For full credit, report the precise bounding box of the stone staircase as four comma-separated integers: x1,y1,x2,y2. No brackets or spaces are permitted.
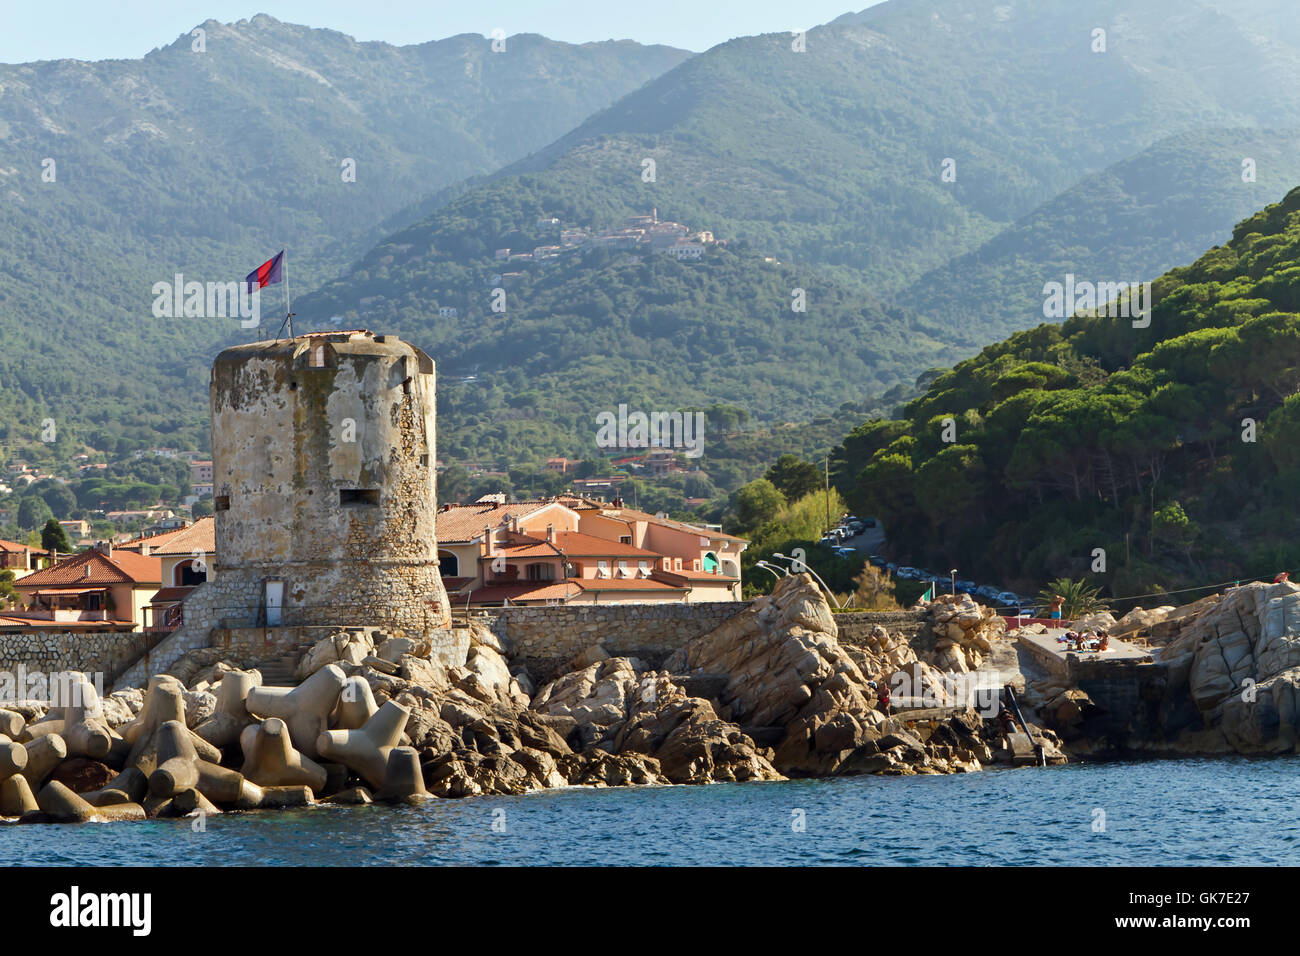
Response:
250,641,316,688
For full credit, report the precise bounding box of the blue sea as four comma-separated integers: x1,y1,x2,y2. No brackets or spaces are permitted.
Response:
5,756,1297,865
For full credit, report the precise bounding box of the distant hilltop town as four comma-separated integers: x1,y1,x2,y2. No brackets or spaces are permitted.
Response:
495,208,717,265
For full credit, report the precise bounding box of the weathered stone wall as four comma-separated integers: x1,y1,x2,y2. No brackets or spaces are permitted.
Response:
485,601,750,682
0,631,160,688
832,610,927,648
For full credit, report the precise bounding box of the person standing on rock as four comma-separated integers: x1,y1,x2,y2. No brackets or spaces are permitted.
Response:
1049,594,1064,622
877,682,891,716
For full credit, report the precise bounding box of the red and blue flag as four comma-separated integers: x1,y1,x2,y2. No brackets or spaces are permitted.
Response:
244,250,284,292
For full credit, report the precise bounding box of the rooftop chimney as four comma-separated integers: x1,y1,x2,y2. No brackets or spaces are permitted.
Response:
546,524,556,544
484,524,494,557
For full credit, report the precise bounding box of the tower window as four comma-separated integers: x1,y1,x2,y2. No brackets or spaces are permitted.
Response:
340,489,380,506
215,496,230,512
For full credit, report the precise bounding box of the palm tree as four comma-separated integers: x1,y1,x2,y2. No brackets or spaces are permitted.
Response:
1036,578,1108,619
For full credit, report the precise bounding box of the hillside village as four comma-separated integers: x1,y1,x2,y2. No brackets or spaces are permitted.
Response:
494,209,717,265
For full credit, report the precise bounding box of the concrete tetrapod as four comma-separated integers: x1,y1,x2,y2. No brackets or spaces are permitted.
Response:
240,718,328,792
193,671,258,749
0,709,25,739
84,767,148,807
0,774,39,816
148,720,200,798
245,664,347,759
196,759,264,809
331,676,378,730
124,676,221,773
32,780,97,823
377,746,429,803
25,672,119,761
316,700,410,790
20,734,67,787
0,736,27,781
31,781,147,823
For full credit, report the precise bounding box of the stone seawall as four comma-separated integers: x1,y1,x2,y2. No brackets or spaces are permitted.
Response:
0,630,161,688
484,601,751,683
832,610,926,647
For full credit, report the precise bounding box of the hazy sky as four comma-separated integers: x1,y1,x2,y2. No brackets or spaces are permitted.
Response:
0,1,885,63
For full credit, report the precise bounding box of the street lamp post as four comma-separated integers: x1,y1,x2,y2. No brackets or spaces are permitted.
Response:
770,552,844,609
754,561,785,583
950,568,958,596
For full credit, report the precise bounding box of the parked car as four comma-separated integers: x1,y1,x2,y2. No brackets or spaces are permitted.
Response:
956,579,977,594
833,546,857,559
897,567,919,579
819,535,838,547
868,554,886,567
861,516,878,528
995,591,1022,608
976,585,1001,601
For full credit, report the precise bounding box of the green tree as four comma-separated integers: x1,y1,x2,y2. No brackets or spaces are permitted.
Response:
764,454,822,501
1153,501,1199,563
40,483,78,519
17,496,53,531
41,518,72,554
1036,578,1108,619
732,479,786,533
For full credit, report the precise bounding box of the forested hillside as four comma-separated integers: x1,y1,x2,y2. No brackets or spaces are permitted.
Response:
834,187,1300,596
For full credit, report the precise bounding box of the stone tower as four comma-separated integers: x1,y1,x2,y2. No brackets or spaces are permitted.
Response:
207,330,451,632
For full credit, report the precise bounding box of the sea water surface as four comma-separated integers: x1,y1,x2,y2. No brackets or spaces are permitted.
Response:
5,756,1298,866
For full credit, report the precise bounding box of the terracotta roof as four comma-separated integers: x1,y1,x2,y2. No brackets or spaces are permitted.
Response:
143,517,214,556
116,521,196,553
148,586,195,604
440,577,475,592
15,549,162,588
512,581,583,602
434,500,564,543
465,581,581,604
553,532,660,558
0,539,44,555
492,534,560,559
599,507,747,544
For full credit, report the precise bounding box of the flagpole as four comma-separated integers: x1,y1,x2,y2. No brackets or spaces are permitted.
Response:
284,249,292,339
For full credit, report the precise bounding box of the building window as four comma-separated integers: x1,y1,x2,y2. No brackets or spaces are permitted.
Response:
527,563,555,582
309,345,327,368
703,551,720,573
176,559,207,586
340,489,380,506
438,551,459,577
620,535,632,545
214,495,230,512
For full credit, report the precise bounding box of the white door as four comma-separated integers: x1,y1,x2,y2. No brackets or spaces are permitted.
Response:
265,580,283,627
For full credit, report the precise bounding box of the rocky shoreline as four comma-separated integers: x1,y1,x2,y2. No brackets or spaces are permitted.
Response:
1021,579,1300,759
0,576,1067,824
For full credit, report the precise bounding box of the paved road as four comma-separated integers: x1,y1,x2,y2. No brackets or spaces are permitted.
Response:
841,523,885,554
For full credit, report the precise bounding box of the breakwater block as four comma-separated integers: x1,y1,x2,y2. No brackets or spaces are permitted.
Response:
245,664,347,759
240,718,328,791
317,699,409,789
0,774,39,816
